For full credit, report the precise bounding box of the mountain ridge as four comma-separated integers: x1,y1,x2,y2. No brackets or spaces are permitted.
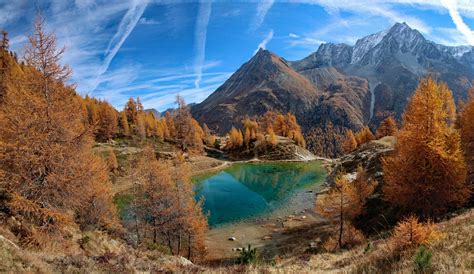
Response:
192,22,474,156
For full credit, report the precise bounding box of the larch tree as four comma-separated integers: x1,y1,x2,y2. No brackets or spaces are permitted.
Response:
134,147,207,261
266,126,278,147
458,87,474,204
315,172,373,250
124,97,138,125
97,101,118,141
342,130,358,154
382,76,469,218
119,111,130,136
0,16,116,246
173,96,204,152
376,116,398,139
227,127,243,149
355,126,375,146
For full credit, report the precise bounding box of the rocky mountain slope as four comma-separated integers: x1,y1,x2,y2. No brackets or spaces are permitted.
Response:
192,22,474,140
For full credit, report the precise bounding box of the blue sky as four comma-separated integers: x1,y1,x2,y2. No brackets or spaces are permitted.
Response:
1,0,474,111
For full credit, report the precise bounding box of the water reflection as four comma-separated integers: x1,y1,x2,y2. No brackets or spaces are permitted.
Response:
194,162,326,227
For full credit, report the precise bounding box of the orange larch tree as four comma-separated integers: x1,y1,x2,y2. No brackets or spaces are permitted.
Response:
0,16,116,246
315,171,373,250
382,76,469,218
342,129,358,154
375,116,398,139
355,126,375,146
458,87,474,204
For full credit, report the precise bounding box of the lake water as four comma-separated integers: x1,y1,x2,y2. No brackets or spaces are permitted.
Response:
193,162,326,227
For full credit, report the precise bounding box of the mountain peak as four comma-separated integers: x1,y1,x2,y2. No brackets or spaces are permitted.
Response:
386,21,422,39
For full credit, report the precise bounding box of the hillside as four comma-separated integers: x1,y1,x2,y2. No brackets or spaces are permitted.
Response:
193,22,474,153
2,206,472,272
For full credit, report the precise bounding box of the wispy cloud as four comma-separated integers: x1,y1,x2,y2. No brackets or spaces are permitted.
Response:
138,17,160,25
441,0,474,45
250,0,274,31
193,1,212,88
254,29,274,54
91,0,149,93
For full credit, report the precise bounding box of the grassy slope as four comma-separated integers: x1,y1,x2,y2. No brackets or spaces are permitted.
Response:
207,208,473,273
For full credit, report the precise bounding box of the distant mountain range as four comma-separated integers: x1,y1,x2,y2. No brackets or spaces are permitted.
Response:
192,22,474,140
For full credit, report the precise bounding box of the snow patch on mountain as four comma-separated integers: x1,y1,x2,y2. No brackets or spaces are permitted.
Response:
351,30,388,64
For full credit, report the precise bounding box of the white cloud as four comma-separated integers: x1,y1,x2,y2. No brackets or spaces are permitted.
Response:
90,0,149,93
254,29,274,55
441,0,474,45
193,1,212,88
138,17,160,25
250,0,274,31
289,33,300,38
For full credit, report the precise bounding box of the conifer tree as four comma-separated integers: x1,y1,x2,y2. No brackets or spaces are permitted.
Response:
315,172,373,250
120,111,130,136
355,126,375,146
227,127,243,149
267,126,278,147
342,129,358,153
382,76,469,217
0,16,116,245
458,87,474,203
376,116,398,139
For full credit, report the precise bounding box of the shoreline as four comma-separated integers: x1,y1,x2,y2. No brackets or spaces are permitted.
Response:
203,168,328,262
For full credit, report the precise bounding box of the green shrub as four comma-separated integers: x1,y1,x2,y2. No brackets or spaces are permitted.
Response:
413,245,433,273
214,138,221,149
237,245,258,265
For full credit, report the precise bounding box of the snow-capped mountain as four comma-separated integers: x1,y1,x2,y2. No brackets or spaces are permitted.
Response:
192,22,474,155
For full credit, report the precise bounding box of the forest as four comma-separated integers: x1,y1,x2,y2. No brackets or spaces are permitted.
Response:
0,15,473,273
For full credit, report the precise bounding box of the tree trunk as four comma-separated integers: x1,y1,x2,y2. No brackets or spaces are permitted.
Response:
187,234,192,260
167,231,174,255
338,191,344,249
178,232,182,255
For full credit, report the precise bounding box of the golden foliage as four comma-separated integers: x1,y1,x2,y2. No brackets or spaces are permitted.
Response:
376,116,398,139
459,87,474,199
316,171,374,250
226,127,243,149
134,146,208,261
382,76,469,217
342,130,358,154
323,224,366,252
0,17,117,246
355,126,375,146
389,215,441,253
266,126,278,147
306,122,347,158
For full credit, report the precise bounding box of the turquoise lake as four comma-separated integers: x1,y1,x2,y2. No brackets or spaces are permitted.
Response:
193,162,326,227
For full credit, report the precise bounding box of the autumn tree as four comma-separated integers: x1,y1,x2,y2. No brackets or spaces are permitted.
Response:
97,101,118,141
124,97,138,125
0,16,116,246
173,96,204,152
389,215,440,253
165,111,176,139
202,123,216,147
226,127,243,149
355,126,375,146
306,122,347,158
382,76,469,218
107,148,119,173
376,116,397,139
119,111,130,136
316,171,374,250
134,147,207,261
342,130,358,154
266,126,278,147
459,87,474,203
